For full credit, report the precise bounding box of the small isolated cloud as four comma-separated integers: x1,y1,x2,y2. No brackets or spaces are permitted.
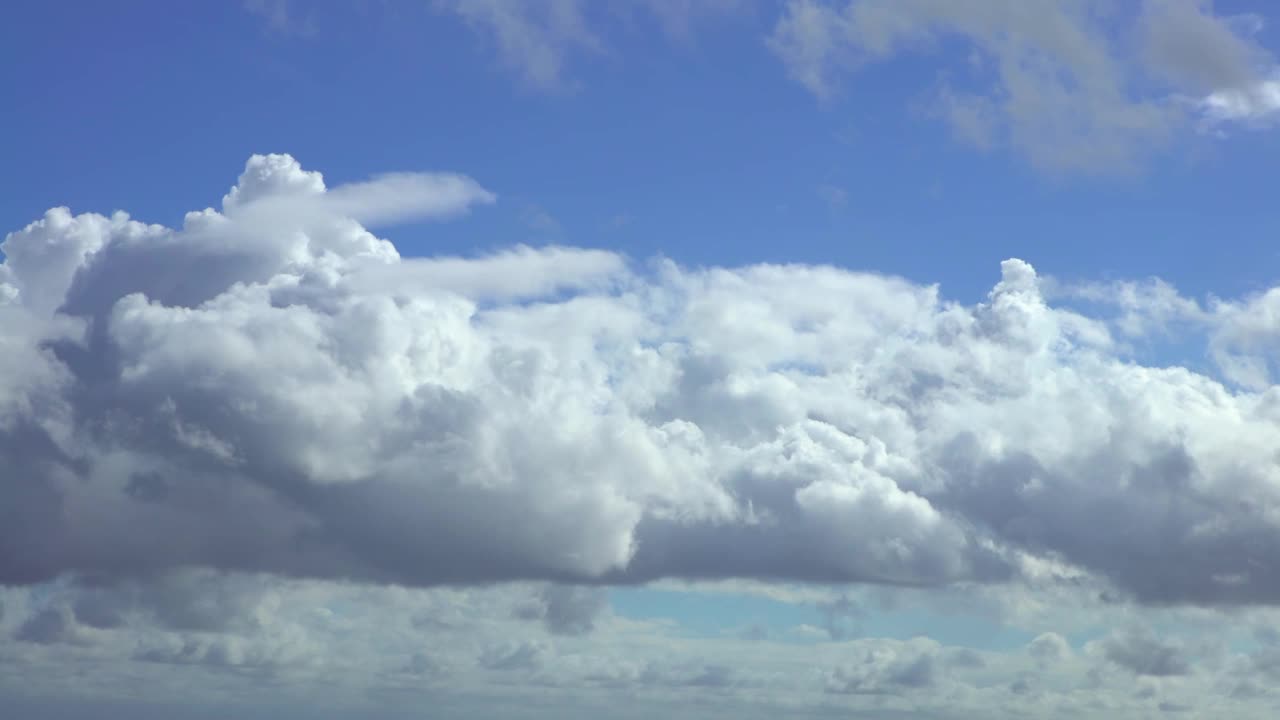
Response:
817,594,862,640
519,203,562,234
243,0,316,36
816,184,848,210
438,0,603,92
435,0,746,91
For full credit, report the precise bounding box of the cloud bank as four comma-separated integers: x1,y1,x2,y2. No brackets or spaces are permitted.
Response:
3,155,1280,606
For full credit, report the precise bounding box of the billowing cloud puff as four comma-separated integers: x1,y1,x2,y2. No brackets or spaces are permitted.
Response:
3,155,1280,605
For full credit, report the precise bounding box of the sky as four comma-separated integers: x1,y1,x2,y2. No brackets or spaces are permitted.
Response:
3,0,1280,717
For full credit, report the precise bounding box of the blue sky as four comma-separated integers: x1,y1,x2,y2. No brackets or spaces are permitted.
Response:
5,0,1279,305
5,1,1280,718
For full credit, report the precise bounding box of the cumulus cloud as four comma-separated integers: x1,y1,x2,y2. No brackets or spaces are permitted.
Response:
1027,632,1071,666
515,585,608,636
1200,77,1280,125
1099,628,1191,677
480,639,550,671
5,154,1280,610
817,594,862,640
16,605,94,646
824,639,940,695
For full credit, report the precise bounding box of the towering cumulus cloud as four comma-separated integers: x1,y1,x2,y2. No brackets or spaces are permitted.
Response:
3,155,1280,604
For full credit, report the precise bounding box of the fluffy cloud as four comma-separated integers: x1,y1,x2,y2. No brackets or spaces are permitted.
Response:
4,154,1280,611
1200,77,1280,124
1099,628,1192,677
824,638,940,695
1027,632,1071,666
515,585,609,636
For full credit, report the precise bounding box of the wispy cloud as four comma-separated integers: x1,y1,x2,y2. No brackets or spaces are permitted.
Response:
816,183,848,210
243,0,317,36
1200,76,1280,125
765,0,1279,173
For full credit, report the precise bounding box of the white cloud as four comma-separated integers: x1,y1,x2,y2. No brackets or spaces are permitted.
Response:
1200,77,1280,125
6,154,1280,615
347,244,624,302
768,0,1280,173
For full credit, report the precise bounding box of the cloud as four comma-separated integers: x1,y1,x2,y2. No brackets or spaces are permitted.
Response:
817,594,862,640
1045,275,1205,339
824,639,940,695
1138,1,1268,93
1099,628,1191,677
16,605,94,646
301,2,1276,168
816,184,848,210
480,639,550,671
515,585,608,636
134,632,309,671
519,203,562,234
1200,77,1280,126
1027,632,1071,666
1050,274,1280,390
7,155,1280,611
768,0,1279,173
7,570,1280,717
347,244,624,302
436,0,603,91
435,0,745,90
68,570,277,633
243,0,317,36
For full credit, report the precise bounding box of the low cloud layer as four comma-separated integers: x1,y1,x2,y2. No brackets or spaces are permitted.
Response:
8,574,1270,719
3,155,1280,606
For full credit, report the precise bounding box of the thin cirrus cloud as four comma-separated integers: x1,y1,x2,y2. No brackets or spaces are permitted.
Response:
766,0,1280,171
427,0,1280,172
3,155,1280,607
432,0,746,91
